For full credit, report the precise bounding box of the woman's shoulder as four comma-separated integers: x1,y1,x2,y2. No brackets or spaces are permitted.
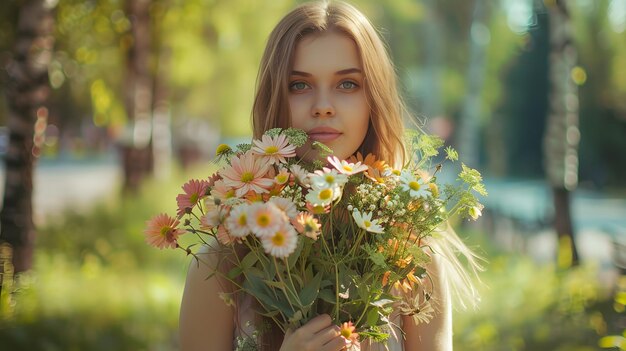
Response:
179,239,237,350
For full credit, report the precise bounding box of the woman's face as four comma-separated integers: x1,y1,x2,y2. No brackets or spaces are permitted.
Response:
288,31,370,162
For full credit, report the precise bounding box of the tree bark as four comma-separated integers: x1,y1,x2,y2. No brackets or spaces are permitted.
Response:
0,0,55,273
544,0,580,266
121,0,154,194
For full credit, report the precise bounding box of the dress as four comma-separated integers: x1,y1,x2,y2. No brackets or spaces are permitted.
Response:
233,293,405,351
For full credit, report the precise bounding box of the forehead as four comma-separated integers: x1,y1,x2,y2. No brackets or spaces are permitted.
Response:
292,32,362,72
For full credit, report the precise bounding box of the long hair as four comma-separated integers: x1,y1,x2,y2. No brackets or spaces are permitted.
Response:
252,0,407,167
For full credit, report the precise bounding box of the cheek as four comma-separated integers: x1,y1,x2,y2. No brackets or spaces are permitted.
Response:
288,95,308,128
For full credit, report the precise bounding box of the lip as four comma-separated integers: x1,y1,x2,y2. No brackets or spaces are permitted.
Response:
307,127,342,142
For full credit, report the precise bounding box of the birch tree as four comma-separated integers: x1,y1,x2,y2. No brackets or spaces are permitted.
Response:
544,0,580,266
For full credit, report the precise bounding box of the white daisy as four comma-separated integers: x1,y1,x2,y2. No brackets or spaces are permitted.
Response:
247,202,286,238
399,170,430,199
261,223,298,258
352,210,384,233
289,164,310,187
269,197,298,219
305,186,338,207
327,156,368,175
309,167,348,189
224,203,251,238
203,204,227,228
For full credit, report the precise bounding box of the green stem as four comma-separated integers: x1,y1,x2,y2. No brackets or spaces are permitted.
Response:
273,256,296,313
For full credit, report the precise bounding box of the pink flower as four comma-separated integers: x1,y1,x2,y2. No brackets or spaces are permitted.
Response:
211,179,236,202
252,134,296,165
216,225,237,245
327,156,368,175
144,213,186,249
219,152,274,198
176,179,211,217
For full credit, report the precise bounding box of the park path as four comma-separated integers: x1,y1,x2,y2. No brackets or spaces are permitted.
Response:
0,158,121,224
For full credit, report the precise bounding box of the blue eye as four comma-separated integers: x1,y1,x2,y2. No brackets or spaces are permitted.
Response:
339,81,358,89
290,81,308,91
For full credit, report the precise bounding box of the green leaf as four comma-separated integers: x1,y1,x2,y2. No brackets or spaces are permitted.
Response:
288,238,304,269
299,272,322,307
318,289,336,304
240,251,259,270
262,279,287,289
366,308,379,326
369,251,386,268
418,134,444,157
227,266,242,280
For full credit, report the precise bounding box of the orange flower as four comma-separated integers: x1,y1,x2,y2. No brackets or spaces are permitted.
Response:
339,321,359,347
382,271,391,287
349,152,388,183
395,256,412,268
144,213,186,249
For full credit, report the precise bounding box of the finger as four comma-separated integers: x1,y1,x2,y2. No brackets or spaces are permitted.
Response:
320,335,351,351
300,314,333,333
314,325,341,345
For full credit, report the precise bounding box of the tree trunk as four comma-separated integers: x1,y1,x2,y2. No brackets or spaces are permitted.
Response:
0,0,55,275
458,0,489,168
121,0,153,194
544,0,580,266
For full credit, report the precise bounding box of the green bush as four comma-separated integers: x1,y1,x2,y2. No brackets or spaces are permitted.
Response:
454,233,616,351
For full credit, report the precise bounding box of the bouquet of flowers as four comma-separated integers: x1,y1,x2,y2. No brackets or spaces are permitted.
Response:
144,128,486,348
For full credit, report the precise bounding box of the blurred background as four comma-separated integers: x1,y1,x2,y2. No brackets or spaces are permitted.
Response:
0,0,625,350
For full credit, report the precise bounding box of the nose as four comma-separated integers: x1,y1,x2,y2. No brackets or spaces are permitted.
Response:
312,92,335,118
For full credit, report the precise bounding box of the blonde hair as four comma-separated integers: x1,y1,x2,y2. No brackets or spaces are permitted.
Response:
252,0,407,167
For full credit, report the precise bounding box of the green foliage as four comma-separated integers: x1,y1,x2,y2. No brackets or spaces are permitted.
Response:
0,165,216,350
454,232,616,351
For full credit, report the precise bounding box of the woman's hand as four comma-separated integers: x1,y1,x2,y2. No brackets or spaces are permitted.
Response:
280,314,348,351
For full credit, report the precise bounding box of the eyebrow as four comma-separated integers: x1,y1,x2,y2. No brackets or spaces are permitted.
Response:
291,68,362,77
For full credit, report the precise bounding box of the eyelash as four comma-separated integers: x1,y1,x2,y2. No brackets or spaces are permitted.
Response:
288,80,359,91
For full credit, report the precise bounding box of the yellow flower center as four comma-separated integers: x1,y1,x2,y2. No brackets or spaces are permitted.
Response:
271,232,285,246
340,328,352,339
342,165,353,173
364,220,371,228
257,214,270,227
241,172,254,183
238,214,247,226
225,189,235,198
189,193,199,204
215,144,232,156
319,189,333,201
160,226,172,237
275,173,288,184
409,181,420,191
264,146,279,154
325,175,335,183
